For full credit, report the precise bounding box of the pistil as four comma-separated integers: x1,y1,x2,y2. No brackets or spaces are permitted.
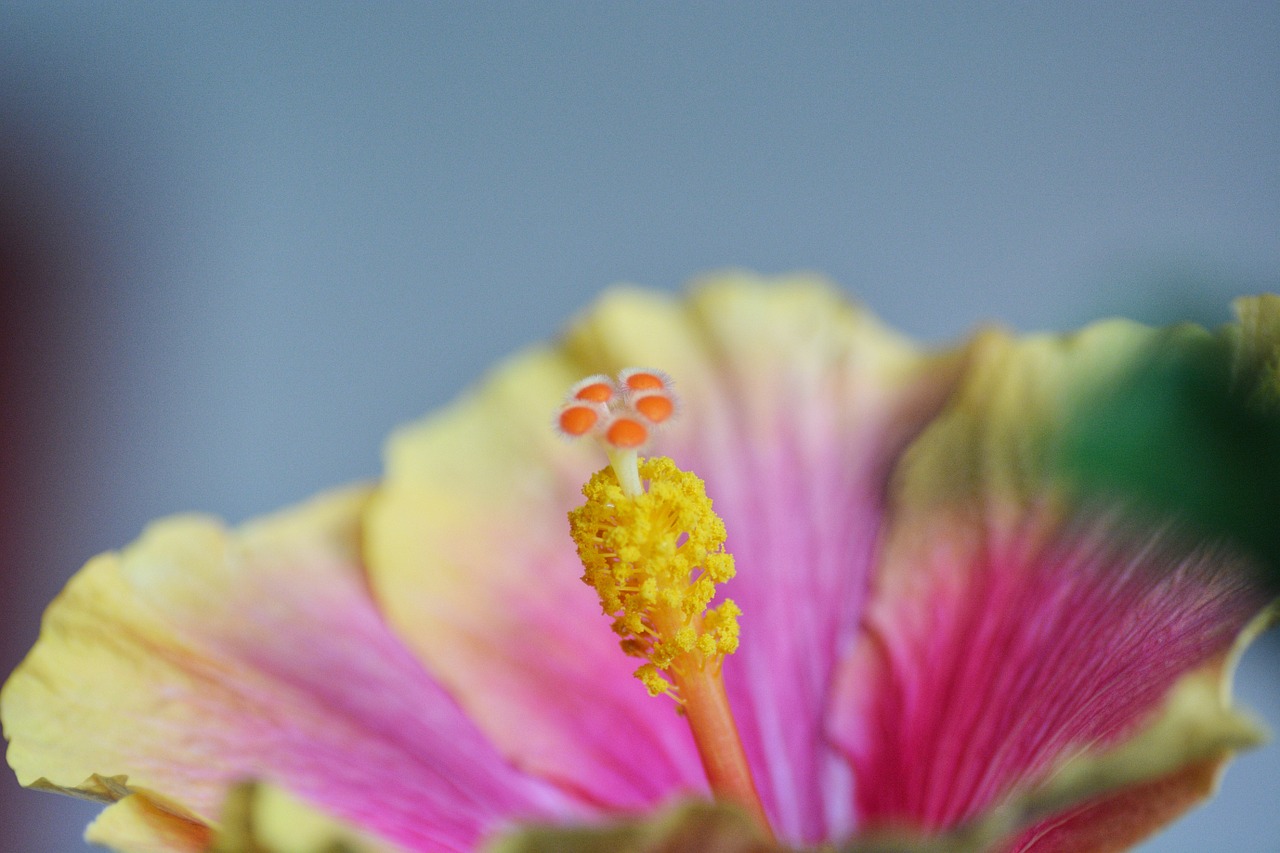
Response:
559,369,772,836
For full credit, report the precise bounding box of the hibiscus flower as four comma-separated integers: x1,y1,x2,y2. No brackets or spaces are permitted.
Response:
3,275,1275,853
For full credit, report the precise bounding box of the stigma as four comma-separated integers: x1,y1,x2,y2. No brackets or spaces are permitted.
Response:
556,369,677,497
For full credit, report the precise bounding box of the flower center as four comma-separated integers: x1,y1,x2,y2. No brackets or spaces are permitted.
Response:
559,369,771,836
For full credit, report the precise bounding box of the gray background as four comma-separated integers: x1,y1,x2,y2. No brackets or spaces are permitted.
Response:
1,3,1277,851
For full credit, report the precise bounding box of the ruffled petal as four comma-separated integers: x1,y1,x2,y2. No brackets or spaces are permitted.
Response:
210,781,405,852
996,627,1269,852
86,781,412,853
830,316,1273,847
85,793,211,853
484,799,776,853
1061,294,1280,591
367,274,964,841
2,488,574,852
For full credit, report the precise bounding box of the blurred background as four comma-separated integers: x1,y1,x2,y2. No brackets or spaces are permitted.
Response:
1,3,1277,850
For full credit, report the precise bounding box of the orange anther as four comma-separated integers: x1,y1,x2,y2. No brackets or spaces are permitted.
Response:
559,405,600,437
624,371,665,392
606,417,649,449
634,393,675,423
575,382,615,403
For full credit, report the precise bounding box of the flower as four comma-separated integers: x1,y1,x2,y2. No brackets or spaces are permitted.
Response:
3,274,1276,852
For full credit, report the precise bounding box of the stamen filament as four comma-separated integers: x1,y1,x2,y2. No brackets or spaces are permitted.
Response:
673,663,773,835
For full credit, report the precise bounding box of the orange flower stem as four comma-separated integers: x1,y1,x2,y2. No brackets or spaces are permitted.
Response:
673,664,774,839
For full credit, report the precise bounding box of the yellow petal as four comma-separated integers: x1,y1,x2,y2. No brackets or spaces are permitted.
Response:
1230,293,1280,401
4,484,563,849
208,781,403,853
85,792,211,853
484,799,777,853
1,487,370,813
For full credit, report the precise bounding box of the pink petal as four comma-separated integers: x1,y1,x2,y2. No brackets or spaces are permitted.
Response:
2,488,576,852
1007,754,1227,852
830,324,1270,844
645,281,966,842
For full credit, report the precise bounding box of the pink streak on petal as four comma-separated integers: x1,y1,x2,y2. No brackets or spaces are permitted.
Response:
832,510,1264,834
668,411,884,843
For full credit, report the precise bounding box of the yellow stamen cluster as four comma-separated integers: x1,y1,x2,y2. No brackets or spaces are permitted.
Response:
569,456,741,700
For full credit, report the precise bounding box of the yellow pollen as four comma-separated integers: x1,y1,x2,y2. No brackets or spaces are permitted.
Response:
569,456,741,701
